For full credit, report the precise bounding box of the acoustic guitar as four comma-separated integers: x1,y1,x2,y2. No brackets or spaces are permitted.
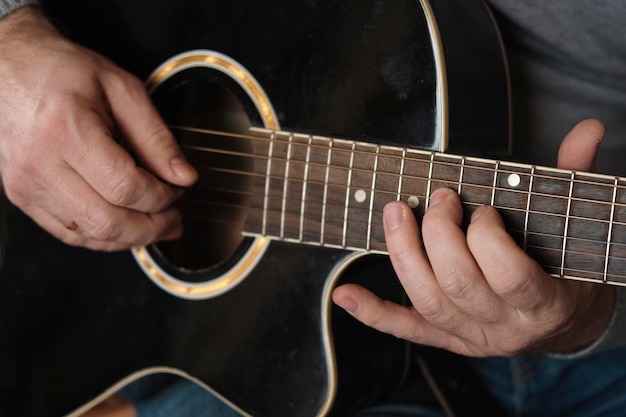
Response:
0,1,514,416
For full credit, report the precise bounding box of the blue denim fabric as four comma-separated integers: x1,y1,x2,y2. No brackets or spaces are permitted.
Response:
120,374,241,417
120,372,446,417
122,346,626,417
466,347,626,417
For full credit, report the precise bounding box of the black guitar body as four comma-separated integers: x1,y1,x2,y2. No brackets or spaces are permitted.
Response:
1,209,407,417
0,1,510,416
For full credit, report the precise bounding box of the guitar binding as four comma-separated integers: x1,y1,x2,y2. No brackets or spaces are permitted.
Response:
132,50,277,300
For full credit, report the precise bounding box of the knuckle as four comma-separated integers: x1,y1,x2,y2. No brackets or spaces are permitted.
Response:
144,122,173,147
103,172,141,207
104,68,144,97
438,268,474,300
58,231,88,248
420,214,445,240
33,96,77,145
82,213,122,242
417,294,447,323
2,170,30,206
490,265,533,299
389,245,417,277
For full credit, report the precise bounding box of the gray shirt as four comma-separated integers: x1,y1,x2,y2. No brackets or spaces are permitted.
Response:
0,0,37,19
487,0,626,355
487,0,626,173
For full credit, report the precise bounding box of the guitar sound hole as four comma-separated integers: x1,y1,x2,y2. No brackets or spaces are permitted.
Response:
151,76,254,273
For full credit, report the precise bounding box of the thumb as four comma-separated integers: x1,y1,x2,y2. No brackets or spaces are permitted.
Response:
102,67,198,187
556,118,605,172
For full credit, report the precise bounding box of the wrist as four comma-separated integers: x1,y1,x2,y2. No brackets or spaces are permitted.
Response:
555,282,616,354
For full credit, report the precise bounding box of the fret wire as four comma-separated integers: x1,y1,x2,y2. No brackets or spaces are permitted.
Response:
181,127,626,282
252,183,626,231
524,166,535,251
425,152,435,209
217,161,626,216
604,177,619,281
320,139,333,245
560,172,575,276
249,227,626,282
458,156,466,195
342,142,357,248
522,236,621,255
181,125,626,195
261,131,276,235
490,161,500,206
367,145,381,251
250,188,626,232
397,148,406,201
224,163,626,230
188,138,626,202
527,252,626,282
279,133,294,239
249,229,626,281
299,134,313,242
199,189,626,255
558,274,621,286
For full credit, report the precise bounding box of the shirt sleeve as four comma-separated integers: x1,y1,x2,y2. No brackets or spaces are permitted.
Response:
0,0,39,20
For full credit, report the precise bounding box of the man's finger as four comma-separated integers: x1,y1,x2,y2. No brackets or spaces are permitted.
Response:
59,108,183,214
101,67,198,187
557,118,605,171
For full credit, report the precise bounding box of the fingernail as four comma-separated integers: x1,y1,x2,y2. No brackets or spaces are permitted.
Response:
337,297,358,312
383,202,404,231
471,206,488,222
170,157,195,179
429,188,451,207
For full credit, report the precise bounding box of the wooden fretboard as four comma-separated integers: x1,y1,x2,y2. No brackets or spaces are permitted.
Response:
239,127,626,287
173,125,626,287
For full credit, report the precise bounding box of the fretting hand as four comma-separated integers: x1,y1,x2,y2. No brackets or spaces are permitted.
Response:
333,119,616,356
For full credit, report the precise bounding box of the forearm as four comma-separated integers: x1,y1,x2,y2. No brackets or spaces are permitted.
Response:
0,0,39,20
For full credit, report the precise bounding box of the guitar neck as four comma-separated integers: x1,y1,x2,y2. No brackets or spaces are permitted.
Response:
191,126,626,287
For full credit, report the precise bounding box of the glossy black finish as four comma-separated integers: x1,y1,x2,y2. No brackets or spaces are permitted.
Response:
1,206,407,417
42,0,509,154
0,1,510,416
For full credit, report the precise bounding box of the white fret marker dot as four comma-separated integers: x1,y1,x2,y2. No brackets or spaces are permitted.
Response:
507,173,521,188
407,195,420,208
354,189,367,203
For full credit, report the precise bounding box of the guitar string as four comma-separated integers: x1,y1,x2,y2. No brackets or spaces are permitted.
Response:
192,159,626,223
168,126,626,277
182,192,626,252
175,198,626,281
171,124,626,193
179,193,626,279
172,125,626,212
182,147,626,231
180,151,626,256
180,183,626,280
177,205,626,281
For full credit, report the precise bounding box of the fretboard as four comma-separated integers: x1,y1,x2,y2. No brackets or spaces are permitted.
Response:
239,127,626,287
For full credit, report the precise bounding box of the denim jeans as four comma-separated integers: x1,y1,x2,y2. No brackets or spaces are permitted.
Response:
121,346,626,417
466,347,626,417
